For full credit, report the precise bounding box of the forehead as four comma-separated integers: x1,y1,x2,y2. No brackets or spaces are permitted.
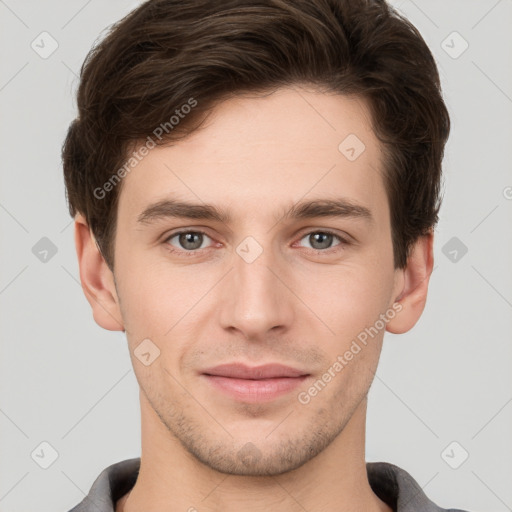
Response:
117,86,388,225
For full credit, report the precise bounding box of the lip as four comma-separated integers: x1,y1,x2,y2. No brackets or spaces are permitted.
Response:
201,363,310,402
202,363,308,379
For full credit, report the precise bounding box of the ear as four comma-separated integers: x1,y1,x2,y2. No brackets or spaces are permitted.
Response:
386,231,434,334
74,213,124,331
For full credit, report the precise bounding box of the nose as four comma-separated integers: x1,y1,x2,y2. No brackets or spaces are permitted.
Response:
218,242,295,341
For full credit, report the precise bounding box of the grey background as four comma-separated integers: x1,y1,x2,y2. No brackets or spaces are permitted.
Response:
0,1,511,511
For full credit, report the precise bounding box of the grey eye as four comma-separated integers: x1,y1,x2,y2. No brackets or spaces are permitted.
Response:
168,231,211,251
300,232,341,251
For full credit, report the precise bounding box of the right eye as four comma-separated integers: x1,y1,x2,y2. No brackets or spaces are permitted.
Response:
163,230,215,254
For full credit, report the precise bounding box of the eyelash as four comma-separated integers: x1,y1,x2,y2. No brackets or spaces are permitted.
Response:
162,229,350,257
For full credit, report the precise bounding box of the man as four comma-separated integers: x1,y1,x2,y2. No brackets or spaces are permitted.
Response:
62,0,468,510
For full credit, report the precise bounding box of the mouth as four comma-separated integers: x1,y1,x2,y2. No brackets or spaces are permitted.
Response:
200,363,311,402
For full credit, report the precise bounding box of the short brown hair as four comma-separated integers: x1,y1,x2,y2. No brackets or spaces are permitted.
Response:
62,0,450,270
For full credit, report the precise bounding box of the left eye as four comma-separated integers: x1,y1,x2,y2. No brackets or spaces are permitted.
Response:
298,231,344,251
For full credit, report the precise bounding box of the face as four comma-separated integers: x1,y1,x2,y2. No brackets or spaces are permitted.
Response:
110,86,403,476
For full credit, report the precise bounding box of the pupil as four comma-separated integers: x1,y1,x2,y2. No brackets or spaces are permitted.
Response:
312,233,331,249
181,232,201,249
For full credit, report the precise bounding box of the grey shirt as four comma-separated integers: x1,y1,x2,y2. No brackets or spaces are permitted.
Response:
68,458,470,512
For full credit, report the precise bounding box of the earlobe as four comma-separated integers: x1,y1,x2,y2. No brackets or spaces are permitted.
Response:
74,214,124,332
386,231,434,335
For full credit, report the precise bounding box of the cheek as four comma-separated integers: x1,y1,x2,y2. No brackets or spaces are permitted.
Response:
294,259,393,344
119,275,169,336
116,253,197,334
116,256,221,376
301,272,388,409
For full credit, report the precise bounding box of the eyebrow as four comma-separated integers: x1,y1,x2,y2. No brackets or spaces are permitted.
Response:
136,197,374,226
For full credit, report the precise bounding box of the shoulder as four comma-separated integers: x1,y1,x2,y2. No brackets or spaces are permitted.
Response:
67,458,140,512
367,461,472,512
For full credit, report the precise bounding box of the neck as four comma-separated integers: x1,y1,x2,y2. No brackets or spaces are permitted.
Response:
117,393,390,512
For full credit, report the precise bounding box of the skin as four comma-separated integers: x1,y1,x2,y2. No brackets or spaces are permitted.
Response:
75,86,434,512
